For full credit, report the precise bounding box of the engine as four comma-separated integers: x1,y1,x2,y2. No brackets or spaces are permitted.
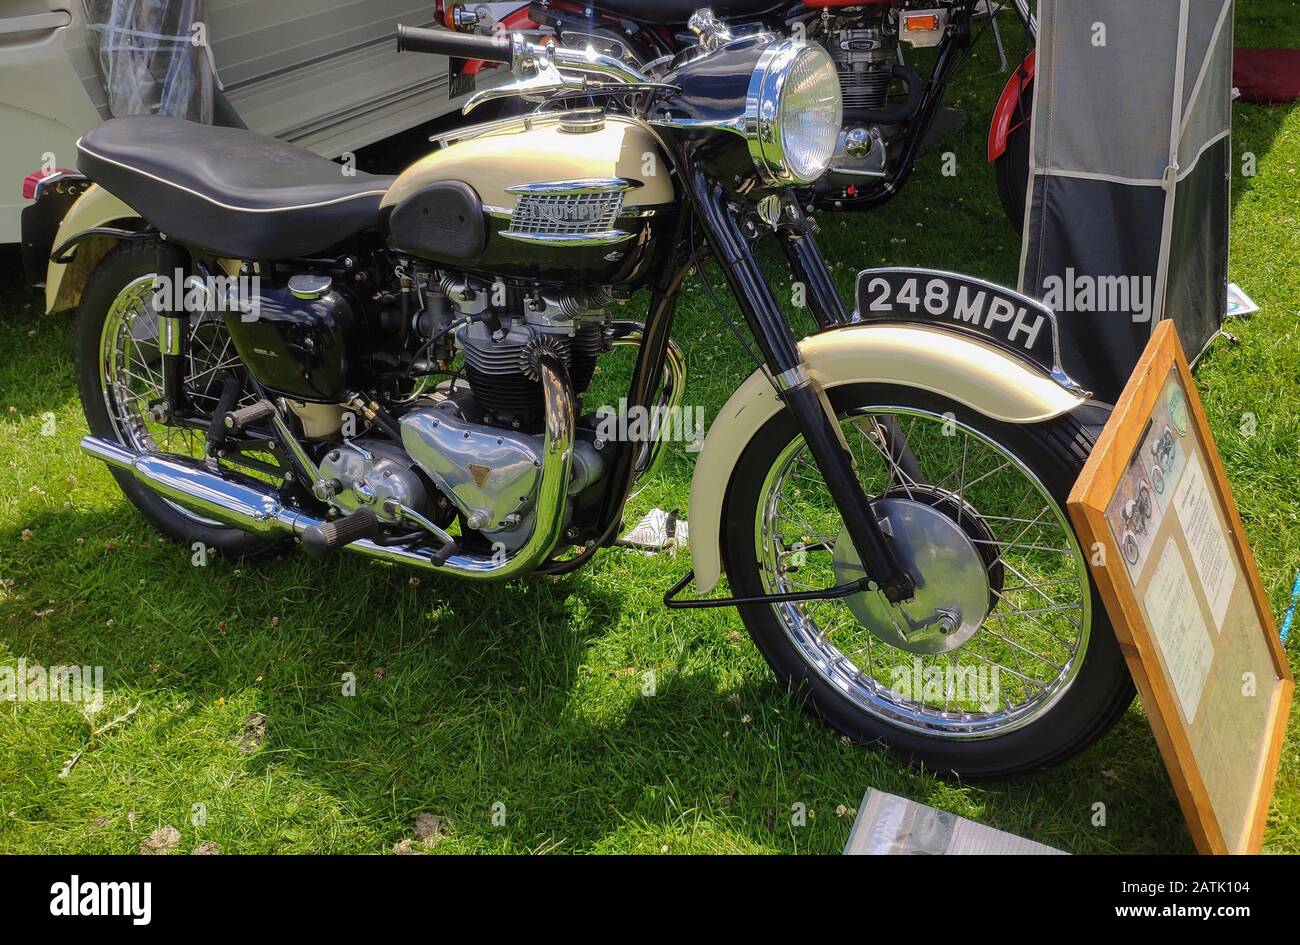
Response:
221,253,617,556
391,269,612,552
445,275,611,425
829,25,896,114
814,4,943,190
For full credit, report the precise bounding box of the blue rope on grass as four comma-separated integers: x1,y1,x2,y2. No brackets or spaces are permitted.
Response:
1280,568,1300,643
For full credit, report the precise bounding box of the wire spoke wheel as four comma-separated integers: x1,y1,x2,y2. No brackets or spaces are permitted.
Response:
97,272,263,523
753,404,1091,740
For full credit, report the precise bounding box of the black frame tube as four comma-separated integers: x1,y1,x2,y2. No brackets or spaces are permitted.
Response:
588,212,696,542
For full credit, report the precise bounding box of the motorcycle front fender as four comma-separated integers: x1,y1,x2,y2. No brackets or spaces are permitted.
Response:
687,322,1085,593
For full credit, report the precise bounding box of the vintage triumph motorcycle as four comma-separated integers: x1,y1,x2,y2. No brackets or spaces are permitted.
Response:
32,12,1131,777
445,0,1038,221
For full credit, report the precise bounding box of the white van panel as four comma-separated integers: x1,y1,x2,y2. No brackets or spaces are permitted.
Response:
0,1,106,242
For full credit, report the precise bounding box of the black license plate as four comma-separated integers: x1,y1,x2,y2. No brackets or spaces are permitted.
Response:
853,267,1079,392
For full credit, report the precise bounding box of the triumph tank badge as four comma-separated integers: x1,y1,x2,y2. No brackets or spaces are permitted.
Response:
468,463,491,488
534,202,601,225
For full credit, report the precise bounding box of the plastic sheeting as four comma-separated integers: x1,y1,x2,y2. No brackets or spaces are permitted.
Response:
84,0,214,124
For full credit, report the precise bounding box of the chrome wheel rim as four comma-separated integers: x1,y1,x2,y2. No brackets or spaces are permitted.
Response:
98,272,257,524
754,406,1092,740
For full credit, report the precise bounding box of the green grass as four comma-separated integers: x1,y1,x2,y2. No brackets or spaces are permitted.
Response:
1,4,1297,855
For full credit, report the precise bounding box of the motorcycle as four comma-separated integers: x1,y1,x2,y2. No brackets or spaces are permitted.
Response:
32,12,1131,778
1120,480,1153,566
444,0,1038,223
1149,425,1175,495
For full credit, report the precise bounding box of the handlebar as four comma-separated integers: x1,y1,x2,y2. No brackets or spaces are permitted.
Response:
397,23,651,85
396,24,511,63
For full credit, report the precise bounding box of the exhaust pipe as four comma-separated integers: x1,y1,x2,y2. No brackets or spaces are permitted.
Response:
609,319,686,490
80,356,575,581
82,437,303,535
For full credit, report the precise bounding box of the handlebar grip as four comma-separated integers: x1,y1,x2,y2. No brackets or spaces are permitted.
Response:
396,24,511,63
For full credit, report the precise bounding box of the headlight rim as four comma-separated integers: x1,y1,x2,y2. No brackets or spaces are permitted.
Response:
743,39,841,187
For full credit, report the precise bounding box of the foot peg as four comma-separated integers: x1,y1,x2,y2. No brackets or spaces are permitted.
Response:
223,399,276,436
301,507,380,557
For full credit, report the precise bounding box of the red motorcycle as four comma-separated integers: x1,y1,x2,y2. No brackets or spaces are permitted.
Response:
441,0,1037,225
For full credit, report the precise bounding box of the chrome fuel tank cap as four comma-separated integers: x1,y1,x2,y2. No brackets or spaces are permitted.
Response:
558,109,606,134
288,274,333,300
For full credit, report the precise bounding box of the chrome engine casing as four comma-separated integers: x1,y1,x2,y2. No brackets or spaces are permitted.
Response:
830,125,889,181
401,403,545,551
395,273,614,551
400,401,606,552
318,439,427,523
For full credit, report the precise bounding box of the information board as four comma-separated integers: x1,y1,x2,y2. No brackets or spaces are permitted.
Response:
1068,322,1292,854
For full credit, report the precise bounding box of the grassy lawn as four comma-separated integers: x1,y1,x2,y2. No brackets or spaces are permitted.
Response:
1,4,1296,855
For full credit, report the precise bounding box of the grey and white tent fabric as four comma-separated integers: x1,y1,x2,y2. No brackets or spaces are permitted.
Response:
1018,0,1233,403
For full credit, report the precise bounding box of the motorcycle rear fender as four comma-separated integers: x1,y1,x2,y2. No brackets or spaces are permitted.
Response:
987,50,1036,162
688,322,1085,593
43,183,138,314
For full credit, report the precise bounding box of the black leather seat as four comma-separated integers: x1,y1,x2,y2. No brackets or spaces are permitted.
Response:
77,116,395,260
595,0,785,26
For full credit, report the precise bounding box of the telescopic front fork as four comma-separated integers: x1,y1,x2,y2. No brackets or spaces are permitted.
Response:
687,172,915,603
779,210,925,485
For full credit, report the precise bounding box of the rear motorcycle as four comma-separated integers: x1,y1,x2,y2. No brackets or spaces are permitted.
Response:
33,14,1130,777
446,0,1038,222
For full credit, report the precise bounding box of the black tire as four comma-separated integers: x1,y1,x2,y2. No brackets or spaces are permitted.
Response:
74,239,281,559
722,384,1134,779
994,77,1033,234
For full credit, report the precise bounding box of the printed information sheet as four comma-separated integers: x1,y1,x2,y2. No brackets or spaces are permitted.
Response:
1172,456,1236,631
1142,537,1214,723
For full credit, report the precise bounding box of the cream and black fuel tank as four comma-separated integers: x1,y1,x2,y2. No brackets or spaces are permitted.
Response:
382,111,676,285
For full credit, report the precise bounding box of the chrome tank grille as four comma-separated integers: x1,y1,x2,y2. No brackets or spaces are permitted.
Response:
511,191,623,235
502,179,633,246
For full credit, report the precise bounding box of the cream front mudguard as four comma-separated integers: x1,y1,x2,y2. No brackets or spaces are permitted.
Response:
43,183,137,314
688,323,1086,593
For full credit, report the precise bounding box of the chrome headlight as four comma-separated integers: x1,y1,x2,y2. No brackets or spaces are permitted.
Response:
745,40,842,186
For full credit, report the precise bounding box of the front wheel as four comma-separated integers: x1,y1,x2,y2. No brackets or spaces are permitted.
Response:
722,384,1133,778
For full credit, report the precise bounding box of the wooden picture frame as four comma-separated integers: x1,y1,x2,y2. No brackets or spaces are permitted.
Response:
1068,321,1293,854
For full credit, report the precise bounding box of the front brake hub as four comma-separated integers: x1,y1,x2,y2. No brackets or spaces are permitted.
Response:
832,487,1000,655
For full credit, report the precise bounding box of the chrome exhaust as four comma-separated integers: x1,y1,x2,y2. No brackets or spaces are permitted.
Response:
81,437,302,535
80,355,575,581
